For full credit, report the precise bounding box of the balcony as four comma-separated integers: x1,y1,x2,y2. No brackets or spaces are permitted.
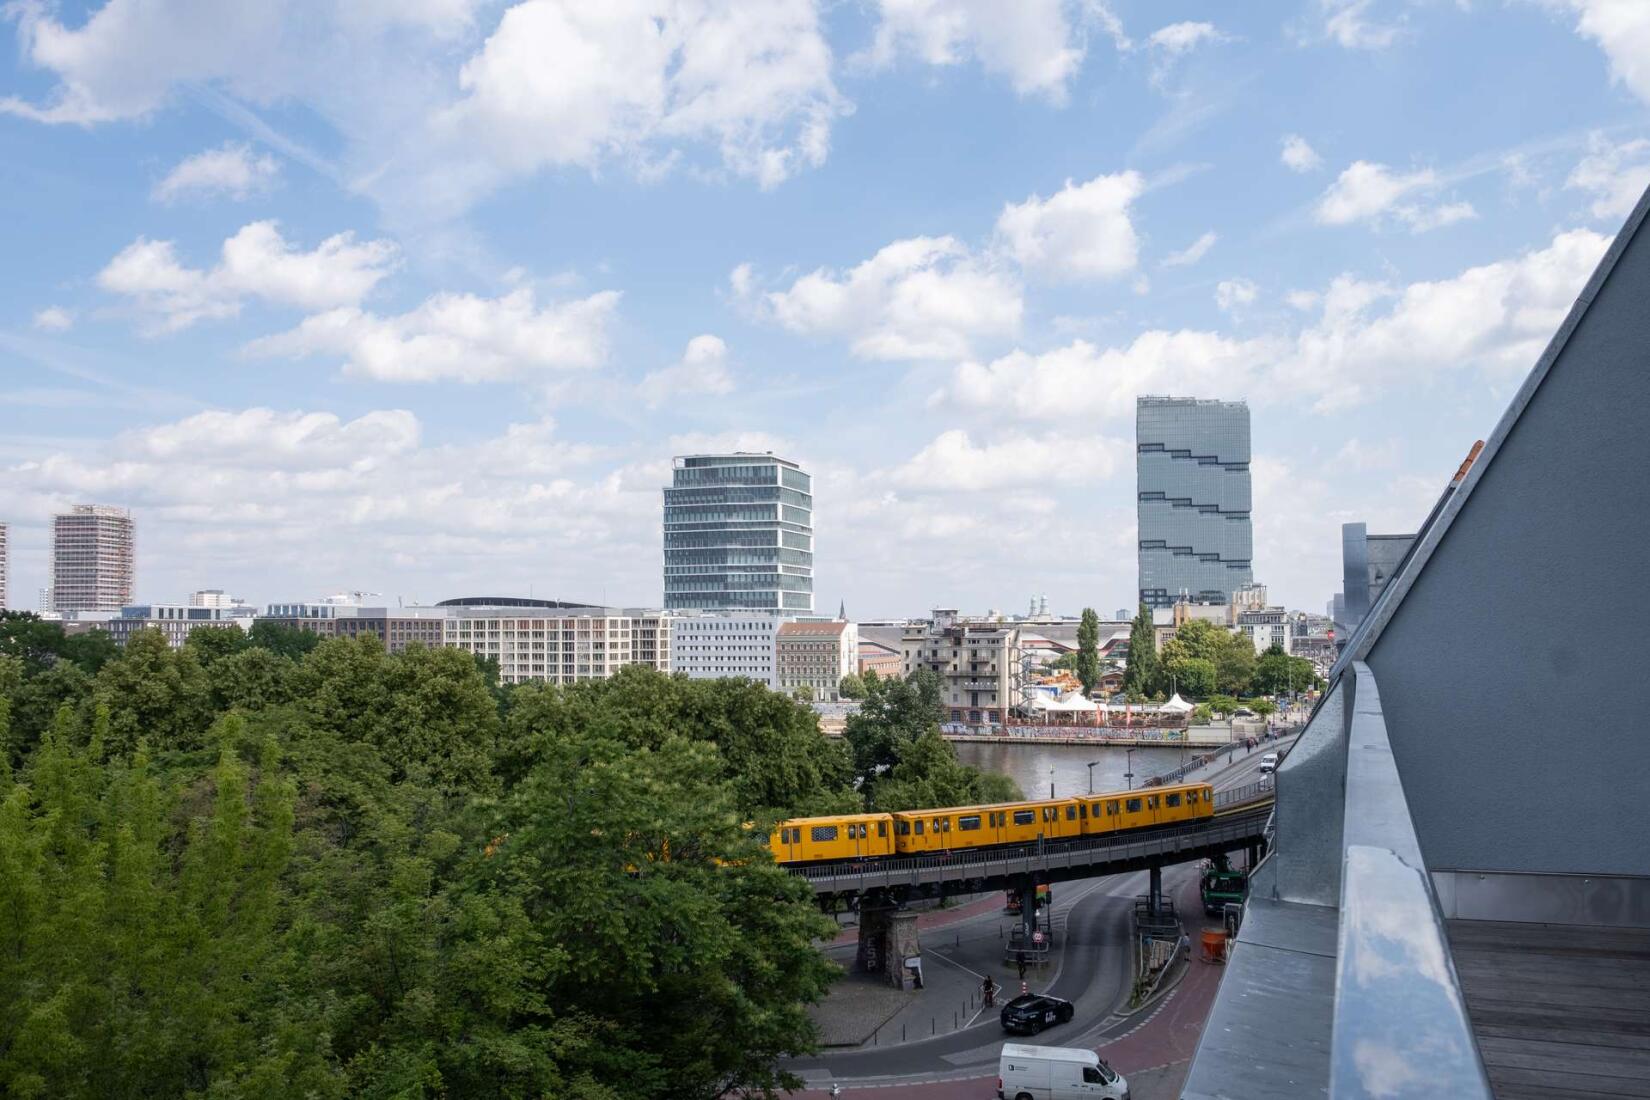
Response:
959,679,997,692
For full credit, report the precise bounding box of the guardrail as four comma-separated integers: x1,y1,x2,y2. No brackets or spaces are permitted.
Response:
1331,664,1490,1100
792,804,1273,894
1215,780,1272,809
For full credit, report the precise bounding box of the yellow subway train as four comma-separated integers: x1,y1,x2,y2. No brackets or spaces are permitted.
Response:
767,782,1215,866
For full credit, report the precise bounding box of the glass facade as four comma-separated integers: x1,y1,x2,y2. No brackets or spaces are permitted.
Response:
1136,396,1252,608
662,454,813,612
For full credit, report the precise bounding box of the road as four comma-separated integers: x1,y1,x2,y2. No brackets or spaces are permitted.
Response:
785,732,1294,1095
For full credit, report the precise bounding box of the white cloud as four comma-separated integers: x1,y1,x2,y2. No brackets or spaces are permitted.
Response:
888,428,1127,491
858,0,1090,102
97,221,398,333
639,334,735,407
246,287,620,383
153,142,279,202
1148,21,1219,54
1281,133,1323,173
936,227,1610,419
128,408,421,469
1557,0,1650,106
1335,437,1400,471
760,236,1021,361
1,0,844,220
32,306,74,331
1317,0,1404,49
1215,278,1258,311
1162,231,1217,268
1565,132,1650,219
1314,161,1475,233
1285,289,1322,312
996,171,1144,281
426,0,844,205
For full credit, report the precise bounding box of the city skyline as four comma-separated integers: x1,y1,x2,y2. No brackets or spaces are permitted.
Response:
4,4,1648,616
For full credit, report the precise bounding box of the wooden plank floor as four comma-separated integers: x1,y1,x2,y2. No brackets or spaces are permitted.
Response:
1448,920,1650,1099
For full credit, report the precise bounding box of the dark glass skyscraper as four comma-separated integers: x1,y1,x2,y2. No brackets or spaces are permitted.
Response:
1136,396,1252,609
662,453,813,613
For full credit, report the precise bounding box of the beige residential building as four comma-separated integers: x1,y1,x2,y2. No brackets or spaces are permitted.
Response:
441,605,674,685
900,610,1021,727
52,504,134,611
776,620,858,701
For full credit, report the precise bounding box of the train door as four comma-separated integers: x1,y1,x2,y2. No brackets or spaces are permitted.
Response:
1146,793,1160,826
776,825,802,863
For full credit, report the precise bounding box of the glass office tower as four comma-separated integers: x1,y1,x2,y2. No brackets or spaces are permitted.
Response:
663,453,814,613
1136,396,1252,609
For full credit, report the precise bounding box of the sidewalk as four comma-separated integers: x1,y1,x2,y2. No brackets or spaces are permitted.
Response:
826,891,1003,949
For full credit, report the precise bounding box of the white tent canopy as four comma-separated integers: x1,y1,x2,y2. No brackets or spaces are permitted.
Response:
1031,692,1097,713
1160,693,1195,713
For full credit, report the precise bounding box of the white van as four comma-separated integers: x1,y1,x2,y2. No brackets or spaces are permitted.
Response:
998,1043,1129,1100
1257,752,1280,774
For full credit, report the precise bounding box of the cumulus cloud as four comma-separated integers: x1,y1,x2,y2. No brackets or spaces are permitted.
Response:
32,306,74,331
639,334,734,407
857,0,1092,102
97,221,397,333
246,287,620,383
1315,161,1476,233
153,142,279,202
128,407,421,468
888,428,1127,491
1146,21,1222,85
1215,278,1258,312
936,227,1610,418
1,0,844,220
1161,231,1217,268
1281,133,1323,173
996,171,1144,281
1565,132,1650,219
759,236,1021,361
1556,0,1650,106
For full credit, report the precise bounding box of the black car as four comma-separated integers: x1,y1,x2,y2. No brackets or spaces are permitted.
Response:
999,993,1074,1034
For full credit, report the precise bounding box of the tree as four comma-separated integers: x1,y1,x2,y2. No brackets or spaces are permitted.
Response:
1076,608,1100,696
793,684,815,702
1122,604,1157,696
1159,619,1256,697
1206,694,1239,717
870,729,1021,811
91,629,213,755
0,613,115,677
1248,698,1277,718
837,673,866,700
1163,655,1216,699
207,646,295,712
247,620,321,660
182,624,251,667
842,670,943,789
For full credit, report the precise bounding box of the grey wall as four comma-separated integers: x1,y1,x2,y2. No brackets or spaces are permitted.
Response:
1366,205,1650,877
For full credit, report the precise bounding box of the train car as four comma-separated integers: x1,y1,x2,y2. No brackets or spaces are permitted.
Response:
769,813,895,864
1076,782,1213,837
892,798,1082,855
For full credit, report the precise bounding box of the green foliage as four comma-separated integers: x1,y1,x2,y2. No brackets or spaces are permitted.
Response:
1045,652,1078,672
0,628,867,1098
1251,644,1321,696
1075,608,1100,696
1163,656,1216,698
1205,694,1239,716
1122,604,1157,696
843,670,1019,810
182,624,252,667
837,672,866,700
1190,703,1213,725
247,620,322,660
0,612,115,677
1247,698,1278,718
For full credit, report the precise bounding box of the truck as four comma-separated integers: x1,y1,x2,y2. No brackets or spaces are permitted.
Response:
1200,864,1248,916
998,1043,1130,1100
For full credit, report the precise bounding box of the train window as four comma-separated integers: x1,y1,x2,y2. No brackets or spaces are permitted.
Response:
897,821,910,835
958,815,981,831
1205,790,1214,802
1148,796,1159,809
1013,810,1035,826
811,825,838,842
1125,798,1142,813
1065,805,1076,821
1108,801,1120,815
915,820,925,836
1166,794,1181,808
941,819,951,832
1079,804,1088,819
878,821,888,837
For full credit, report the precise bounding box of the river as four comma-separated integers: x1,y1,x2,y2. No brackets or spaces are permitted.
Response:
953,741,1198,800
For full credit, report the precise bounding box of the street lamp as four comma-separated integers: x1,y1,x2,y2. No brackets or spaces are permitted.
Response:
1125,747,1135,791
1049,766,1055,799
1087,760,1099,794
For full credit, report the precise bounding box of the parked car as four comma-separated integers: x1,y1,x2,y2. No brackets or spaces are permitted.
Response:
998,1042,1129,1099
1000,994,1074,1035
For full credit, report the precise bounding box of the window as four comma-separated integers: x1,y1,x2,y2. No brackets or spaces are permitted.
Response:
1148,795,1159,810
1205,789,1214,802
1125,798,1142,813
1108,801,1120,815
1079,803,1088,819
877,821,887,837
1065,805,1077,821
1013,810,1035,826
941,819,950,832
914,820,925,836
897,821,910,835
958,815,981,831
811,825,838,842
1166,793,1182,808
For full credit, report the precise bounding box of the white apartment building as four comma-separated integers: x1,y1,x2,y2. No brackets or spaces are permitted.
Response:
189,589,250,609
52,504,135,612
109,604,253,649
1236,607,1294,655
441,605,673,685
670,613,782,687
900,610,1020,727
775,620,858,701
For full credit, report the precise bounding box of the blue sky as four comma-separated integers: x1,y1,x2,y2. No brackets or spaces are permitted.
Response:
2,0,1647,617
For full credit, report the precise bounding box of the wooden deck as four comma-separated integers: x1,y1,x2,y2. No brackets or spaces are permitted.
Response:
1448,919,1650,1099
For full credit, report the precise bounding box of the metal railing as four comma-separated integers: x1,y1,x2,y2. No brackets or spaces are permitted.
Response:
1331,664,1490,1100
